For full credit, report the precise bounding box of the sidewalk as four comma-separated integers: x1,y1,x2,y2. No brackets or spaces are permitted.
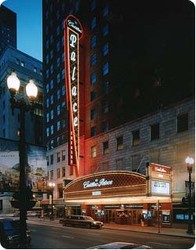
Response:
27,217,195,239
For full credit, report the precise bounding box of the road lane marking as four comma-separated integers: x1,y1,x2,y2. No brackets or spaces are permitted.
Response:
62,235,74,239
148,241,171,247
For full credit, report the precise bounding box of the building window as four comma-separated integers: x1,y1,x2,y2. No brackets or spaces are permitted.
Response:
103,81,109,94
57,121,61,131
91,16,96,29
102,43,109,56
57,183,63,198
103,62,109,76
90,91,96,101
103,24,109,36
91,146,97,158
102,121,109,132
116,136,123,150
57,105,61,115
50,125,54,135
50,80,54,89
50,170,53,180
50,140,54,149
46,128,49,137
91,35,96,48
56,137,60,146
177,113,188,133
132,130,140,146
151,123,160,141
46,83,49,93
90,108,96,120
62,167,65,177
103,141,109,155
50,110,54,120
90,72,97,84
50,95,54,105
90,53,97,66
91,126,96,136
91,0,96,11
102,101,109,113
103,4,109,16
57,152,60,163
50,155,54,165
57,168,60,178
62,150,66,161
21,61,25,67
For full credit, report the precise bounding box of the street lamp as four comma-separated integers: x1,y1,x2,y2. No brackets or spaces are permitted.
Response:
48,182,55,218
7,72,38,248
185,156,194,234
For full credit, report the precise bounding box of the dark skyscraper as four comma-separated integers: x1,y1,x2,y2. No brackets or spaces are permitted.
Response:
0,5,17,56
42,0,194,224
43,0,194,149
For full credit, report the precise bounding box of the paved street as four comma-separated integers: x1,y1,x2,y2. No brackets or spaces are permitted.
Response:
27,218,195,249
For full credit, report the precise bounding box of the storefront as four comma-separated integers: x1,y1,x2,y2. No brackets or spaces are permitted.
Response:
64,164,172,227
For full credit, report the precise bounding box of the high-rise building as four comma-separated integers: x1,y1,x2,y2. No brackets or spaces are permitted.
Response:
42,0,194,223
0,46,44,145
0,5,17,57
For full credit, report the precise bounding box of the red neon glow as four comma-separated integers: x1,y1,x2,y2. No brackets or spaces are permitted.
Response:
64,15,83,177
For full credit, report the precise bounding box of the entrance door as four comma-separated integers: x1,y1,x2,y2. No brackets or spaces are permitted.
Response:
105,210,115,223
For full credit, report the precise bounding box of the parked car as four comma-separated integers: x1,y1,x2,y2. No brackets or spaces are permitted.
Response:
60,215,103,229
0,217,31,248
88,242,152,249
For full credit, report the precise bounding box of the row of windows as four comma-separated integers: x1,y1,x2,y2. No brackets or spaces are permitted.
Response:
90,113,189,157
90,43,109,66
46,101,66,123
47,133,67,150
47,149,66,166
46,118,66,137
45,88,65,108
15,58,42,76
49,165,66,180
90,62,109,84
90,101,109,120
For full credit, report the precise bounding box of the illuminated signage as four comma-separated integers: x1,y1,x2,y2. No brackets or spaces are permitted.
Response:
64,15,83,175
151,180,170,195
83,178,113,189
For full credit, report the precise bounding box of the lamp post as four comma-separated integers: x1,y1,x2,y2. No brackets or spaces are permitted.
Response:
48,182,55,218
7,72,38,248
185,156,194,235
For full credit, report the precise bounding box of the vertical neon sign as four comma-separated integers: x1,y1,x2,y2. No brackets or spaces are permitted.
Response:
64,15,83,176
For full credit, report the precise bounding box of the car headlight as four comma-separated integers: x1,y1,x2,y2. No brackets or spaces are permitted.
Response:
8,236,13,241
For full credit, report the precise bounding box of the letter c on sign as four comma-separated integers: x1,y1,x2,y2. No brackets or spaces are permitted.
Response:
73,103,77,112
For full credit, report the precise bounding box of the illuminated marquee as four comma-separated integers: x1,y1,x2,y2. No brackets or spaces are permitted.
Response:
64,15,83,175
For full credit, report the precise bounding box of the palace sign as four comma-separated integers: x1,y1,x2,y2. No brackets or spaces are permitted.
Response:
64,15,83,175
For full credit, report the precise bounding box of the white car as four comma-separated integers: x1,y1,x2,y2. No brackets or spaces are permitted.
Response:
88,242,151,249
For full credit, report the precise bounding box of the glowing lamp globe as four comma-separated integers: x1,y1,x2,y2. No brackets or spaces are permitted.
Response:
7,72,20,93
185,157,194,165
26,80,38,100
